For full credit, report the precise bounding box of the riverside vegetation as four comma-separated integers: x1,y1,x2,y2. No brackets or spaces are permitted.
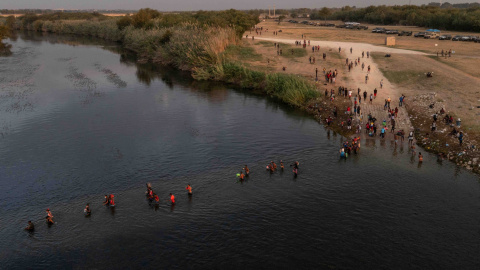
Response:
0,16,14,55
8,9,319,108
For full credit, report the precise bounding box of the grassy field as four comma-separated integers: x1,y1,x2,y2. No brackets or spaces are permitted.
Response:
224,45,263,61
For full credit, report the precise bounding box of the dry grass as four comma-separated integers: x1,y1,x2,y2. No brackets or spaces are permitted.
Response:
258,20,480,58
0,14,25,18
428,56,480,78
241,38,346,84
372,52,480,130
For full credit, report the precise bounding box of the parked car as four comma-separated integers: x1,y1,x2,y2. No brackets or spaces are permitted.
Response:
452,35,462,41
460,36,472,41
301,21,309,24
469,36,479,41
318,23,335,27
372,27,385,33
386,30,399,34
424,32,440,39
398,31,412,36
414,32,427,37
438,34,452,40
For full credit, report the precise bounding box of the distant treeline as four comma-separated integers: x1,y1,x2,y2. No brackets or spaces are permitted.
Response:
115,8,259,38
427,2,480,9
0,9,136,14
16,9,258,39
311,5,480,32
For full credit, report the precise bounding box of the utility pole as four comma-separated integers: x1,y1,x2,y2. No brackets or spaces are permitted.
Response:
268,6,271,17
274,5,276,17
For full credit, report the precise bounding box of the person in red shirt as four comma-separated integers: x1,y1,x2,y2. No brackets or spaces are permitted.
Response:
109,194,115,207
170,193,175,204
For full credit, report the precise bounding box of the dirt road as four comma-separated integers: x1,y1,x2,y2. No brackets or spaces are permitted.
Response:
252,36,428,56
249,36,414,133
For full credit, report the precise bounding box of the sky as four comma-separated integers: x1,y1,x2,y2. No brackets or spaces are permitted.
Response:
1,0,476,11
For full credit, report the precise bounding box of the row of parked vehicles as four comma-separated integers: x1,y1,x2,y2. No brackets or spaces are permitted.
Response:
372,28,480,42
285,21,480,42
286,20,368,29
371,28,412,36
336,24,369,30
287,20,336,27
414,32,480,42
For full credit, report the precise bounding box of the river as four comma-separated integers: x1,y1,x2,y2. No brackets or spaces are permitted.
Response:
0,32,479,269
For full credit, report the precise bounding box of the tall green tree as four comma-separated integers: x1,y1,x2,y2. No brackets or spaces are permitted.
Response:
318,7,332,23
131,8,161,29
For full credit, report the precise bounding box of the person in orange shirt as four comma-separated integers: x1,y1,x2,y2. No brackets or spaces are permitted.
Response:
170,193,175,204
243,165,249,176
45,209,54,224
186,184,192,196
239,171,245,180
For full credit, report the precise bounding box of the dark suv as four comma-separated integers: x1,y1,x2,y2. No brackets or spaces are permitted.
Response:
386,30,399,34
438,35,452,40
452,35,462,41
398,31,412,36
414,32,427,37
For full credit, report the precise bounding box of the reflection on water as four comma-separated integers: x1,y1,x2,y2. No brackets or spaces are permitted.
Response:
0,32,479,270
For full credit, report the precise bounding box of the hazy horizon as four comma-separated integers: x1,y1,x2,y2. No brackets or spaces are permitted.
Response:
1,0,478,11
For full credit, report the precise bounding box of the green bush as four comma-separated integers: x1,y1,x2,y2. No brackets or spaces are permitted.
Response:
221,62,266,88
32,20,43,31
265,73,319,107
116,15,132,30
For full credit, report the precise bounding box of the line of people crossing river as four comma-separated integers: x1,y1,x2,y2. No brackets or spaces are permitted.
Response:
24,161,301,231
